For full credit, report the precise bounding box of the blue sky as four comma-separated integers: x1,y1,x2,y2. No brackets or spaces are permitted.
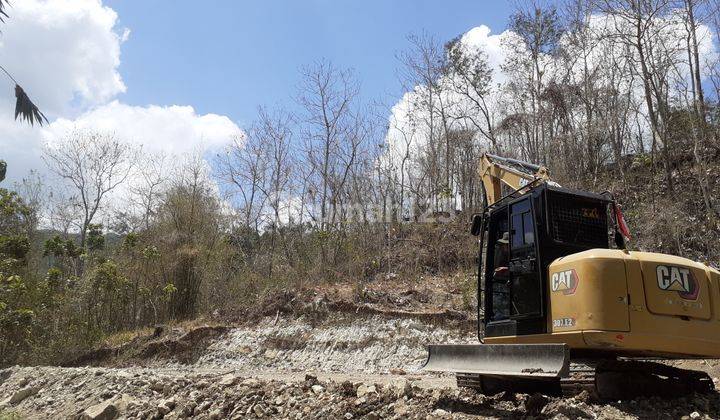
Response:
105,0,513,126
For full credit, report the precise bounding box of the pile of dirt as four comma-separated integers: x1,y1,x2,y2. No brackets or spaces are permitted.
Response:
64,311,471,375
2,366,718,419
62,325,230,368
232,275,476,328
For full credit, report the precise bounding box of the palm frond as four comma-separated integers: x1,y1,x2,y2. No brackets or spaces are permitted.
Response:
0,0,9,24
14,84,47,126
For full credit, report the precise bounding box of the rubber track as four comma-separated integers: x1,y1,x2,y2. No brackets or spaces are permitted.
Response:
456,360,715,399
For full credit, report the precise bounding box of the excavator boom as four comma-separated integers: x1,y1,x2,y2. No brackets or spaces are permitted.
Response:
479,153,552,205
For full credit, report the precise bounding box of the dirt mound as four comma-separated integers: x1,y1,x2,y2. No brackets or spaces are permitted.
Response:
234,276,476,329
62,325,230,368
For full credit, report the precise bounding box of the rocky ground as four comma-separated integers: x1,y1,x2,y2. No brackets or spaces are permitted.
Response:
2,285,720,419
2,362,719,419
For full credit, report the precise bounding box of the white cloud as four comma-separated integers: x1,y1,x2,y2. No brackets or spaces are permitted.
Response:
0,0,242,190
48,101,241,155
0,0,126,114
458,25,512,86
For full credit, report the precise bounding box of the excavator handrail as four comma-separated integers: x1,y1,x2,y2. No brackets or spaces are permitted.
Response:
485,153,544,174
484,177,546,213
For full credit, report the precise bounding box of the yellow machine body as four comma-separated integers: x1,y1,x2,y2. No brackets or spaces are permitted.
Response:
485,249,720,358
424,155,719,395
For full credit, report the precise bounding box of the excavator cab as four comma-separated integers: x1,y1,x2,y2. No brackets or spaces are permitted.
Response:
479,183,612,340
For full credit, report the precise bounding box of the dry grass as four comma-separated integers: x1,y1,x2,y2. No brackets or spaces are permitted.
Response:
100,328,154,348
99,317,226,349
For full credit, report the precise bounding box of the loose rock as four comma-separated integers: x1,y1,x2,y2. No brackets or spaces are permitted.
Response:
80,400,118,420
8,386,40,404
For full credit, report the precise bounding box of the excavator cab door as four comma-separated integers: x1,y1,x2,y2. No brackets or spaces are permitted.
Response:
484,194,546,338
509,198,541,319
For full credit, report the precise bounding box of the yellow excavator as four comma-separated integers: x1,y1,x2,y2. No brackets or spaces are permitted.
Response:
424,153,720,399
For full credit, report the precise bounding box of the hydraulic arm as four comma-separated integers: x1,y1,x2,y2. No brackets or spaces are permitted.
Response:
479,153,551,205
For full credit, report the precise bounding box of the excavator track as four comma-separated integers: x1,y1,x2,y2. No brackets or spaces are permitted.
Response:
456,359,714,400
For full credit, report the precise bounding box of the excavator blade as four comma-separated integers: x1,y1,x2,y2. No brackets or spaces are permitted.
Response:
423,343,570,378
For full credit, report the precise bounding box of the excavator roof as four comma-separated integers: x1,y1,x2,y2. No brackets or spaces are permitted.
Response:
545,183,611,203
487,181,610,213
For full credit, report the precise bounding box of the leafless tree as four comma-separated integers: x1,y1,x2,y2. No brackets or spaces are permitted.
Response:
216,131,269,233
298,59,360,231
397,32,459,214
505,1,565,164
255,106,295,278
43,130,137,249
594,0,680,190
445,37,498,150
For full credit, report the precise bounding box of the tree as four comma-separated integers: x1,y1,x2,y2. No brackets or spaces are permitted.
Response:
0,188,36,365
445,36,497,150
43,131,137,250
255,106,295,279
298,59,360,231
594,0,680,190
158,155,225,319
505,1,565,164
217,131,269,233
120,152,169,232
397,32,456,214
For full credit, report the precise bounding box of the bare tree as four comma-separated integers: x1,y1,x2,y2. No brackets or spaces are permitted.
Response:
216,131,269,233
387,106,418,218
43,130,137,249
445,37,498,150
505,1,565,164
256,106,295,278
595,0,680,190
397,32,457,214
298,59,360,231
125,152,169,231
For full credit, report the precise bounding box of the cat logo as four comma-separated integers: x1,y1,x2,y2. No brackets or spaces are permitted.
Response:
581,207,600,219
656,265,699,300
551,269,578,295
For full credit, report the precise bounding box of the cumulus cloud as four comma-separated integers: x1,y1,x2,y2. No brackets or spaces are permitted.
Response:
0,0,241,188
0,0,126,114
458,25,512,86
48,101,241,155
